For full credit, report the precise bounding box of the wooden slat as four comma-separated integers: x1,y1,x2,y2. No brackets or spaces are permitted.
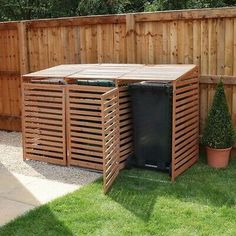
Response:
68,92,102,99
71,148,103,157
175,106,198,119
176,84,198,94
175,116,198,132
175,127,198,145
25,137,63,146
25,112,62,120
120,107,132,115
176,94,198,107
102,88,120,193
175,132,198,152
25,143,63,152
69,103,101,110
175,122,198,139
120,113,132,122
25,154,66,165
71,137,102,145
104,169,119,193
71,142,102,152
70,126,102,134
25,128,63,137
24,96,62,102
70,114,102,122
24,101,62,108
120,152,133,162
71,131,102,140
24,105,63,114
119,103,131,110
70,120,102,128
26,149,63,157
120,119,132,127
70,85,111,92
175,149,198,169
176,111,198,125
120,136,133,145
70,153,103,163
69,98,101,105
176,77,198,87
175,89,198,100
120,130,132,139
24,90,63,97
104,97,119,107
69,109,101,117
69,159,103,170
120,142,133,151
24,122,62,131
24,83,64,90
120,146,133,157
172,68,199,181
22,83,66,165
25,117,63,125
25,133,63,142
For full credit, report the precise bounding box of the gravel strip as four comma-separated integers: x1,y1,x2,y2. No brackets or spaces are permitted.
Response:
0,131,101,185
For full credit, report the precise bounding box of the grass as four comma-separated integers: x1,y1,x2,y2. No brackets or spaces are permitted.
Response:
0,155,236,236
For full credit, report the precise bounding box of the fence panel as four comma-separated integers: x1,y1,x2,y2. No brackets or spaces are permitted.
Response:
1,8,236,131
0,23,21,130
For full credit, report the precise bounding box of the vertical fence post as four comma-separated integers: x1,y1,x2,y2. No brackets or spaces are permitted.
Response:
18,21,29,75
126,14,136,63
18,21,29,137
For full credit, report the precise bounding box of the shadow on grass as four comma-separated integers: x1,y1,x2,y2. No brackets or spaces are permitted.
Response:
0,205,74,236
0,163,74,236
108,156,236,221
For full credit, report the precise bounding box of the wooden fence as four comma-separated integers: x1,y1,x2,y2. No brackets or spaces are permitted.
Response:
1,7,236,132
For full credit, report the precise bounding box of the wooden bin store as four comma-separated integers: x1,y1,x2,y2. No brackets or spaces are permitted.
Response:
22,64,199,192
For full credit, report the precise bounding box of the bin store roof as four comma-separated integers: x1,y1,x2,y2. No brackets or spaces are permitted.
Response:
24,64,197,81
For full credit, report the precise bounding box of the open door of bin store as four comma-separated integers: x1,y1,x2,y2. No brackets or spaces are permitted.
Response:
102,88,120,193
171,70,199,181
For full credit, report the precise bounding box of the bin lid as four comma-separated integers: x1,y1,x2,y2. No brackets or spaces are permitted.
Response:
76,80,115,87
129,81,172,89
31,78,66,84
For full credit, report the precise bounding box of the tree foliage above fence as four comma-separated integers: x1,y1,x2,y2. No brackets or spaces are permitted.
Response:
0,0,236,21
145,0,236,11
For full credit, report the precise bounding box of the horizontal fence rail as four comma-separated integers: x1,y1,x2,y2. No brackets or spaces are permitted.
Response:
1,7,236,131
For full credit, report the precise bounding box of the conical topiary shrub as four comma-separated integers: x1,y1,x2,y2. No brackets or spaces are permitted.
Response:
202,80,236,168
202,81,236,148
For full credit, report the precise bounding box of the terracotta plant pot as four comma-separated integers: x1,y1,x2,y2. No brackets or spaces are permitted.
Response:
206,146,232,168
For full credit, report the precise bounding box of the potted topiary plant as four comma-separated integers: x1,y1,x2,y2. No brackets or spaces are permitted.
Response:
202,80,236,168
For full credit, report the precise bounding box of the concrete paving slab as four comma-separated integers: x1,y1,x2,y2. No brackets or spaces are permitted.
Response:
0,175,80,206
0,197,34,226
0,171,33,194
0,131,100,227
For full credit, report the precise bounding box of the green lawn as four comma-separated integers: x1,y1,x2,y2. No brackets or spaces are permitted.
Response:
1,155,236,236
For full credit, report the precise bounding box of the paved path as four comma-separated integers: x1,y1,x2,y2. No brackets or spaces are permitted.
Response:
0,168,83,226
0,131,101,226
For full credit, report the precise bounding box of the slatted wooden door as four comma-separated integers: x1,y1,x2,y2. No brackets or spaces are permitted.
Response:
67,85,111,170
171,68,199,180
118,86,133,170
22,83,67,165
102,88,120,193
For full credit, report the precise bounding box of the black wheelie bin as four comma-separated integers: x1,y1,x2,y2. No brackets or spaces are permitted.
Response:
129,81,173,172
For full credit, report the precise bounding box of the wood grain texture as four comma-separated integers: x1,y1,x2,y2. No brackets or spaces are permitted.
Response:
172,67,199,181
2,8,236,131
22,82,67,165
